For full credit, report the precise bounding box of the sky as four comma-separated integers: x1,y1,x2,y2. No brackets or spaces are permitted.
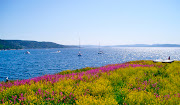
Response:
0,0,180,45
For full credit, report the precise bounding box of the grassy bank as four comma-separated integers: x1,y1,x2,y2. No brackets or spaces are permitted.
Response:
0,60,180,104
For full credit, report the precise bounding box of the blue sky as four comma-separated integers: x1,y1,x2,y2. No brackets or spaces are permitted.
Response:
0,0,180,45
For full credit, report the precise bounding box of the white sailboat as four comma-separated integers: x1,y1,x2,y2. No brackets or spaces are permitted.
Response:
78,38,82,56
78,51,82,56
98,42,103,54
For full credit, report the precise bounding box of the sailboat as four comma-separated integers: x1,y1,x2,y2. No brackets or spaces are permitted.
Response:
78,51,82,56
98,42,103,54
78,38,82,56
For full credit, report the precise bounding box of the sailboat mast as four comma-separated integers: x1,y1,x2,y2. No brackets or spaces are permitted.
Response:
98,42,103,54
78,37,82,56
99,42,100,51
79,38,80,52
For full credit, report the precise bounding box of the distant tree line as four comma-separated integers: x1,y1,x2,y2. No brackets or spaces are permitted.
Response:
0,39,76,50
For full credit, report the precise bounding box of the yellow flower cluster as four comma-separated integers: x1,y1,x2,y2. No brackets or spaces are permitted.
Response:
0,60,180,104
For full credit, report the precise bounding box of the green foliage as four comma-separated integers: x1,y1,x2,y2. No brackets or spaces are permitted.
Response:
57,67,95,75
0,44,3,49
0,39,75,50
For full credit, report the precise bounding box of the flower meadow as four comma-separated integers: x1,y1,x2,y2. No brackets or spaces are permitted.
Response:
0,60,180,105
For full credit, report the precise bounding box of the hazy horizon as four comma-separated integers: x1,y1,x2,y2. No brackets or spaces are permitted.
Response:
1,0,180,45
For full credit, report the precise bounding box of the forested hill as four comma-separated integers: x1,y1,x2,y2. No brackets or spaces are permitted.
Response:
0,39,76,50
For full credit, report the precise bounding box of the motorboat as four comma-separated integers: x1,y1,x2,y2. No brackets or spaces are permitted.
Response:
162,60,174,63
153,59,163,62
57,50,61,53
26,51,30,54
153,59,174,63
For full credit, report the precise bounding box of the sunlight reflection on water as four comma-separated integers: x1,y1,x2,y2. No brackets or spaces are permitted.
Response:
0,47,180,81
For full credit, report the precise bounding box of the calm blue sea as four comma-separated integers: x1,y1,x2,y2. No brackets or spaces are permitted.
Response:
0,47,180,81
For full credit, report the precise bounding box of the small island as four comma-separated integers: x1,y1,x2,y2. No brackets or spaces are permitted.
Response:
0,60,179,104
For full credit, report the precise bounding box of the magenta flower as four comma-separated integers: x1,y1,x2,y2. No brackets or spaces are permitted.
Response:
60,92,63,96
0,63,158,88
12,95,17,104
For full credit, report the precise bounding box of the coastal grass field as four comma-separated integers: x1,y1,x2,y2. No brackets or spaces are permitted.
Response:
0,60,180,105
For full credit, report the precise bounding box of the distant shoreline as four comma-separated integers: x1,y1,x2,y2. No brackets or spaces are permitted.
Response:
0,39,78,50
0,47,79,51
81,44,180,48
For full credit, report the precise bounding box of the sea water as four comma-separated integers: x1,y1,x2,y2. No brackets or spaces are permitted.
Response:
0,47,180,81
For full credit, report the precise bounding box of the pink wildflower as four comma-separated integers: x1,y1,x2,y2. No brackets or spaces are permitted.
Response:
60,92,63,96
